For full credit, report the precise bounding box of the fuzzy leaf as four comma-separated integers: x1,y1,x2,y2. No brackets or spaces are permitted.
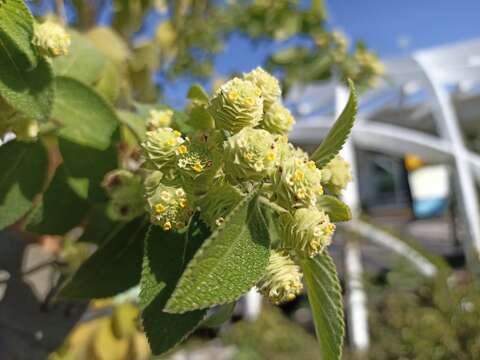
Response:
311,80,357,168
51,30,106,85
140,217,208,355
0,39,53,121
317,195,351,222
57,217,148,299
0,0,36,68
58,136,118,203
27,165,89,235
53,77,119,150
165,192,270,313
0,140,47,229
300,251,345,360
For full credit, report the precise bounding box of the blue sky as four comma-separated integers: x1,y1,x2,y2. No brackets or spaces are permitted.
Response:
326,0,480,57
28,0,480,107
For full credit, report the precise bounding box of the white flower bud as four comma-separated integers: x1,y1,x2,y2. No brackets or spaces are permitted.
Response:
257,250,303,305
224,128,277,181
208,77,263,133
321,155,352,195
279,207,335,258
272,143,323,209
243,67,281,110
142,128,184,169
147,109,173,129
146,183,192,231
32,21,70,57
261,101,295,134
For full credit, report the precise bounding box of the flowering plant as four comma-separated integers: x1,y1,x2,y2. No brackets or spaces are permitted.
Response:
0,2,358,359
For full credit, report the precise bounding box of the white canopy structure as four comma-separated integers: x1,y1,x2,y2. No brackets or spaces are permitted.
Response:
286,38,480,353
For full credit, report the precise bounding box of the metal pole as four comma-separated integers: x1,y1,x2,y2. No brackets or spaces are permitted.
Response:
414,53,480,273
336,84,370,352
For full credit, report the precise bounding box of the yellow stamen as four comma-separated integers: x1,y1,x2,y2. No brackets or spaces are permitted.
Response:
154,203,166,214
177,145,188,154
179,198,188,208
293,170,304,182
192,161,204,173
163,221,172,231
266,150,276,162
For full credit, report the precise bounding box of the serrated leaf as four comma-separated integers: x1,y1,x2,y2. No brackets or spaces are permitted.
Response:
0,0,37,69
27,165,89,235
53,77,119,150
300,251,345,360
57,217,148,299
311,79,357,168
317,195,351,222
51,30,107,85
165,192,270,313
58,136,118,203
187,84,209,103
0,140,47,229
0,38,53,121
140,217,208,355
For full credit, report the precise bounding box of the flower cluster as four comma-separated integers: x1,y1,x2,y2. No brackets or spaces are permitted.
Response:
140,68,352,305
102,170,145,221
32,21,71,58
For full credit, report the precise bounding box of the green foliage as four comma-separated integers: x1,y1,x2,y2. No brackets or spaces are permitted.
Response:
0,3,369,358
352,264,480,360
58,137,118,202
202,302,236,328
51,30,106,85
0,0,37,68
0,140,47,229
58,217,148,299
165,192,270,313
316,195,352,222
140,220,208,356
27,164,89,235
300,252,345,360
0,43,53,121
53,77,119,150
311,79,357,168
222,306,320,360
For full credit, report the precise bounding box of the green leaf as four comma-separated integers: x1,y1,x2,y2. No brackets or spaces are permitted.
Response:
0,140,47,230
0,0,37,69
317,195,351,222
58,137,118,203
300,251,345,360
202,302,236,328
187,84,209,103
57,217,148,299
53,77,119,150
311,79,357,168
0,39,54,121
165,192,270,313
140,217,208,355
78,205,118,245
117,110,146,141
27,165,89,235
51,30,106,85
95,60,120,104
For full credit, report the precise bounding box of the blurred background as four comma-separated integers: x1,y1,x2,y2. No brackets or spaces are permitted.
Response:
2,0,480,359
